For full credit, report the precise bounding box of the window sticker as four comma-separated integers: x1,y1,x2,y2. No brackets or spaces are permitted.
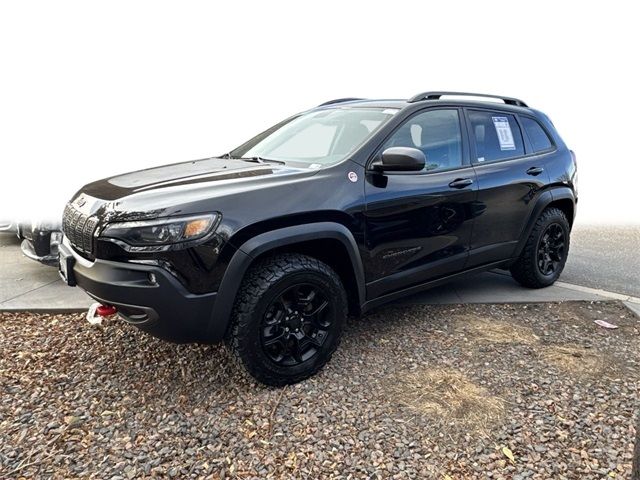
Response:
492,116,516,151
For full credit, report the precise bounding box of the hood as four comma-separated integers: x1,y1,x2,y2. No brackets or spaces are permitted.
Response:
81,157,296,200
73,157,321,221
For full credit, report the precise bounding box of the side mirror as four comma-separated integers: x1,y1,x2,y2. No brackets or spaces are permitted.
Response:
374,147,426,172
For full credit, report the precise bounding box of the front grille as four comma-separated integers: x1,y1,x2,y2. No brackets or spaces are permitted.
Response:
62,203,98,256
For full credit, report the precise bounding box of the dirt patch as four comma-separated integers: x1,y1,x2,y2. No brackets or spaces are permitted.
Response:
453,308,626,379
540,344,608,376
455,315,539,345
387,368,505,436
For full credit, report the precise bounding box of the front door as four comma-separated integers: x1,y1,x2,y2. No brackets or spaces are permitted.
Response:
363,108,477,299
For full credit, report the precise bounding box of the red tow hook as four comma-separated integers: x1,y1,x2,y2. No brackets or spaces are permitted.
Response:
96,304,117,317
86,302,117,325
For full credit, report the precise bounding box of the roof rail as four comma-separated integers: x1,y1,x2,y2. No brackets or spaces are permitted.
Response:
318,97,364,107
408,91,528,107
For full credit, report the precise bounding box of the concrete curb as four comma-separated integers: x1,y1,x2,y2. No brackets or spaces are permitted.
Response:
623,302,640,319
555,281,640,304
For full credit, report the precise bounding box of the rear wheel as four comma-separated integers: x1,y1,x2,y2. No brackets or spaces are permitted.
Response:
227,253,347,386
510,207,570,288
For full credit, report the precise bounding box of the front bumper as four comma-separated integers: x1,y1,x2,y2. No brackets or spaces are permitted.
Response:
21,238,60,266
18,225,62,266
60,240,221,344
0,221,16,233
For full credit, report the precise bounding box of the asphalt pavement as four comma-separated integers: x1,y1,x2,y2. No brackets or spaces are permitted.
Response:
0,224,638,312
561,225,640,297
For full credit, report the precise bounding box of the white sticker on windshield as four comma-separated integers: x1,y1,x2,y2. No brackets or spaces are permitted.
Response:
492,116,516,151
382,109,399,115
308,163,322,169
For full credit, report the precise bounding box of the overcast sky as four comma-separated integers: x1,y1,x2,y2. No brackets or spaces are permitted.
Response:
1,1,638,225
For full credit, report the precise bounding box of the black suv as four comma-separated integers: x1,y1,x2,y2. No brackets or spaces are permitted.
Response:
59,91,577,385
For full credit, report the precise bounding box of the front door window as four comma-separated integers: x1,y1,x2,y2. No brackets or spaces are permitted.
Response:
382,109,463,172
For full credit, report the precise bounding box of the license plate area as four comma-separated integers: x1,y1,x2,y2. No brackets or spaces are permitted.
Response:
59,245,77,286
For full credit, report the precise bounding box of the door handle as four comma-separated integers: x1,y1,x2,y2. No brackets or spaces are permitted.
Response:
526,166,544,176
448,178,473,189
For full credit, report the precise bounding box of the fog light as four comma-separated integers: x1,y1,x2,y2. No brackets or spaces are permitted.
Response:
148,273,157,285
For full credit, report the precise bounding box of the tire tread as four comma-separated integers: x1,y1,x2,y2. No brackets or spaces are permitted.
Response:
226,253,346,386
510,207,570,289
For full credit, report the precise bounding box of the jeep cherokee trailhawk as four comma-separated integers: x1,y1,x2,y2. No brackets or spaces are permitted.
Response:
59,91,577,385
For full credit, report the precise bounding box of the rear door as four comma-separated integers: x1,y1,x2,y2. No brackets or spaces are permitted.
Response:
464,108,553,268
363,108,478,299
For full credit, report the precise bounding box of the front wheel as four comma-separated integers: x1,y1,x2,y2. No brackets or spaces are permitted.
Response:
226,253,347,386
510,207,570,288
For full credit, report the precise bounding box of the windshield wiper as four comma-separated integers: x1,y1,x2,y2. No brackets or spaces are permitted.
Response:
217,153,286,165
239,156,286,165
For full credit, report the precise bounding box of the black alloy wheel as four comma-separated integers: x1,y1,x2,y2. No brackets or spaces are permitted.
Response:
510,207,571,289
227,253,347,386
537,223,566,276
261,283,332,366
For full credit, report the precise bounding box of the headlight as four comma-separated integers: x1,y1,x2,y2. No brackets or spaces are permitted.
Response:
100,213,220,251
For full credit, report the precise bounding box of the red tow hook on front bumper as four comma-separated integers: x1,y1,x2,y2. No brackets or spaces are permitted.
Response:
86,303,117,325
96,305,117,317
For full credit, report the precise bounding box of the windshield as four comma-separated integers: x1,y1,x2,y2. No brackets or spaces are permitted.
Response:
231,107,398,166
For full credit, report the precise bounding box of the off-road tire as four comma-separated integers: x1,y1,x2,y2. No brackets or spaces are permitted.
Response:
226,253,347,386
510,207,570,288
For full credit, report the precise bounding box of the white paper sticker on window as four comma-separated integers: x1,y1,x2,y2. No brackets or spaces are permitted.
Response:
492,116,516,151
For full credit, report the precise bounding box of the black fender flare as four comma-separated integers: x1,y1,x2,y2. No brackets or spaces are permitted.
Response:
550,186,578,224
550,186,576,203
206,222,366,341
513,187,576,259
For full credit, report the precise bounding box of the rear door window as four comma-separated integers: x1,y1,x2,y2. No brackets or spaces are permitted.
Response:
520,116,553,153
467,110,525,163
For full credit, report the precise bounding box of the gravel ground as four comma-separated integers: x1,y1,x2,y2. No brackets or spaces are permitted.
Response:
1,301,639,479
